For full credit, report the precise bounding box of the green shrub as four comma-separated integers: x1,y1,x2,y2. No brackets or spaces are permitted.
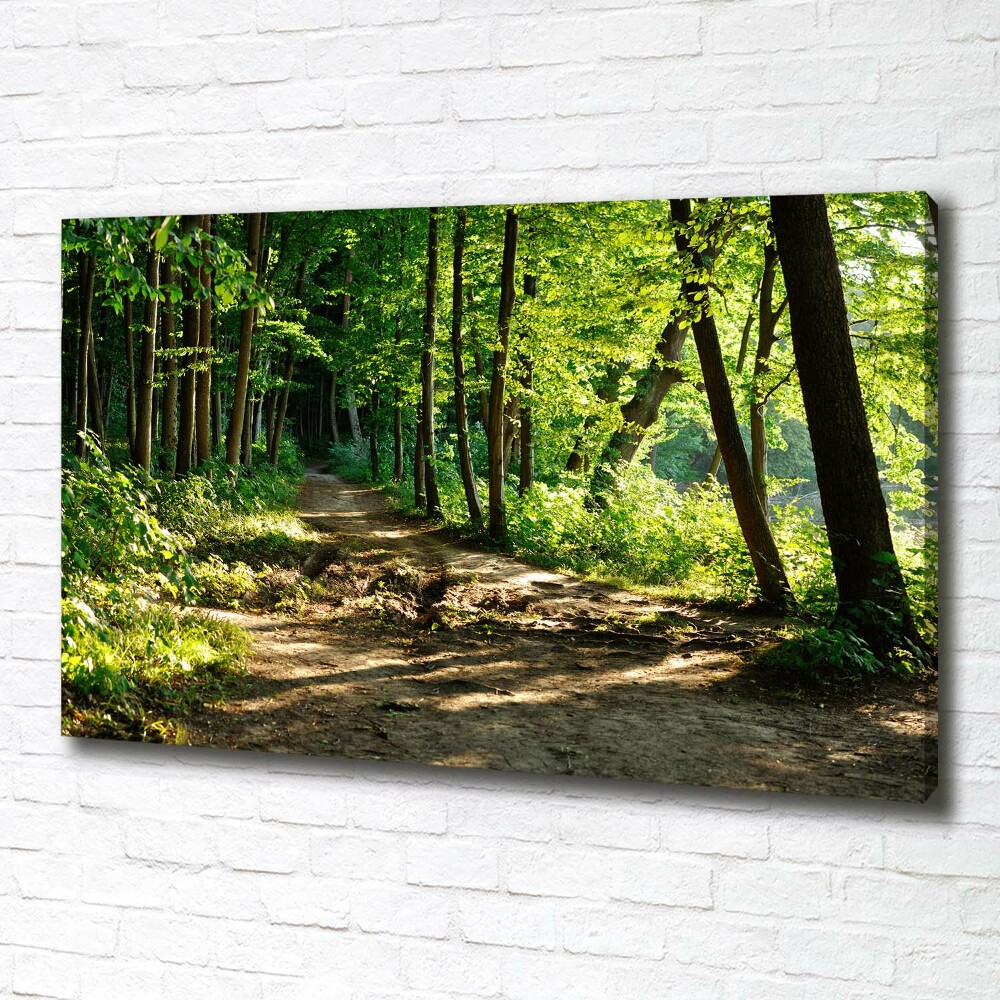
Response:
754,625,881,684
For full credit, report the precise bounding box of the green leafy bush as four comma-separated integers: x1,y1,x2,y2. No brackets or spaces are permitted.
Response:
754,625,881,684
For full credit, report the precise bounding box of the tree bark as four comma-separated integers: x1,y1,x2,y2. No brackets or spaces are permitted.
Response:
195,215,213,466
450,210,483,523
593,320,686,484
132,239,161,472
671,198,791,611
123,295,136,454
770,194,913,642
268,346,294,466
487,209,518,544
392,320,404,481
421,207,441,518
176,215,201,474
74,252,95,458
749,236,787,507
329,372,340,445
518,272,537,497
159,258,178,473
368,390,381,480
226,212,263,465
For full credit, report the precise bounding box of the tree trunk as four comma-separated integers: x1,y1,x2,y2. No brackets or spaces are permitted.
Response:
593,320,686,482
331,378,341,444
421,208,442,517
468,286,490,427
176,215,201,474
132,239,161,472
159,258,178,473
123,296,136,454
518,272,537,497
413,395,425,508
671,198,791,611
705,297,757,484
487,209,518,543
769,194,913,642
749,237,786,507
450,210,483,523
368,390,381,480
74,252,95,458
226,212,264,465
195,215,213,466
392,320,404,481
86,325,105,446
268,346,294,466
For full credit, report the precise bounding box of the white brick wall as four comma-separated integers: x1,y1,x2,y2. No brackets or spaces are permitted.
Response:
0,0,995,995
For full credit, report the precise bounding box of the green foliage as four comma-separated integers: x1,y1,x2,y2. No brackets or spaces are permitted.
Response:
754,625,881,685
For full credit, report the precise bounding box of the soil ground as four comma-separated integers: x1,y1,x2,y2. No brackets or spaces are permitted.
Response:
185,469,938,801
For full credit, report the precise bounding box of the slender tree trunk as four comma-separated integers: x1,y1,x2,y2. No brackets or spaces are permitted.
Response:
338,251,364,448
469,286,490,427
195,216,213,466
329,372,340,445
159,259,178,473
487,209,518,543
86,325,105,446
392,320,404,481
592,320,686,485
176,215,201,474
671,198,791,610
749,238,786,507
268,346,294,466
518,272,537,497
414,396,425,508
421,208,442,518
368,390,381,480
770,194,913,643
132,239,161,472
450,210,483,523
74,252,95,458
226,212,264,465
123,296,136,454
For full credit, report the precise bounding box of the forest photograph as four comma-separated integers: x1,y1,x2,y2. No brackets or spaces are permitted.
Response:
60,192,938,801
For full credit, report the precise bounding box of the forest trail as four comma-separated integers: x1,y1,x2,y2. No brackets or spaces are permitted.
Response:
187,469,937,801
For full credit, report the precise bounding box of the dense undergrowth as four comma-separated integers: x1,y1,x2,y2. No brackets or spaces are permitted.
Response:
327,436,937,686
61,436,313,741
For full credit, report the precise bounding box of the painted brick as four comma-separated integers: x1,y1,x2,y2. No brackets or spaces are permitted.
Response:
0,4,998,999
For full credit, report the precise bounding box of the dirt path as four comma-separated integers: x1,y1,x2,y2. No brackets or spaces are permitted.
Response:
186,470,937,801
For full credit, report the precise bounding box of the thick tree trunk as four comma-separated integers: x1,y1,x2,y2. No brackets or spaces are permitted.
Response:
226,212,263,465
421,208,441,517
770,194,913,642
132,240,161,472
450,210,483,523
159,259,178,473
176,215,201,474
671,198,791,611
195,216,213,466
74,252,95,458
487,209,518,544
705,298,756,484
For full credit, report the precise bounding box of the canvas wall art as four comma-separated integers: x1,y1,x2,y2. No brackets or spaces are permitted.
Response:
61,193,938,800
